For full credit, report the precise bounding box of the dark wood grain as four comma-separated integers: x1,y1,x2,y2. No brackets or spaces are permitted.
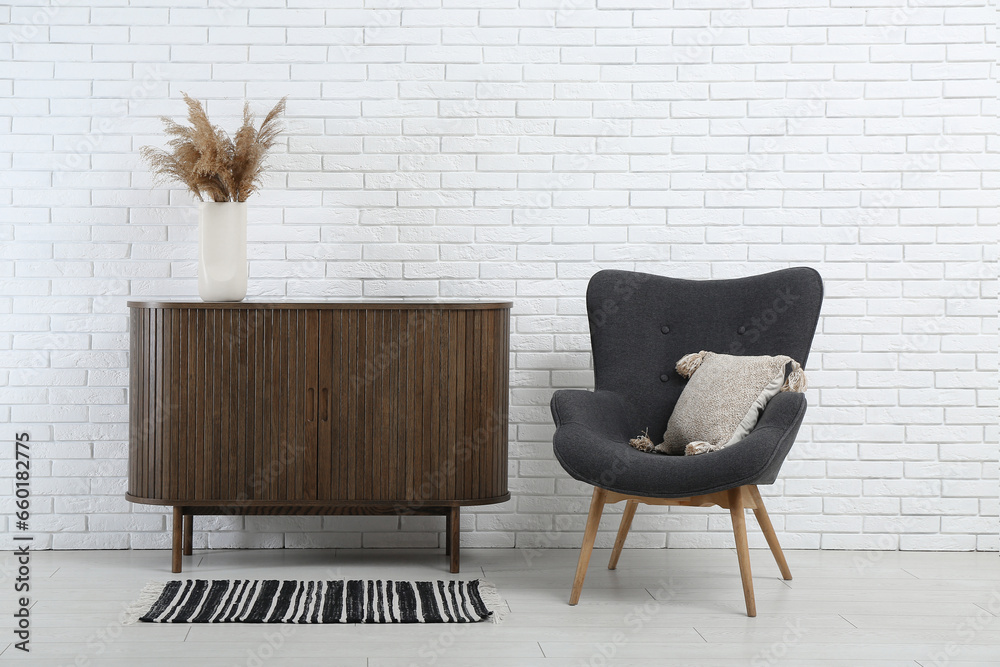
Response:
128,493,508,507
129,301,511,572
182,513,193,556
129,300,512,311
181,505,461,516
171,506,182,573
448,506,460,574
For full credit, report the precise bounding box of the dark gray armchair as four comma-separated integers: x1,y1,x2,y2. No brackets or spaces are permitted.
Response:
550,268,823,616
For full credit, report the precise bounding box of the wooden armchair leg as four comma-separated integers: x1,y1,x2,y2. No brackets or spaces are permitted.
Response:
570,487,607,605
728,487,756,617
748,486,792,580
608,499,638,570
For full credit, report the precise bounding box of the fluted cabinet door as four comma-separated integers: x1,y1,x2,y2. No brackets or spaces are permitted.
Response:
129,306,320,503
313,307,509,504
248,308,319,502
129,301,508,508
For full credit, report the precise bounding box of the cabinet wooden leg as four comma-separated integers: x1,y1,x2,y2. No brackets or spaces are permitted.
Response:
183,513,193,556
171,507,183,574
445,509,452,556
448,507,460,573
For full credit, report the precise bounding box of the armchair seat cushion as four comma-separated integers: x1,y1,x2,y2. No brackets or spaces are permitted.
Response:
551,389,807,498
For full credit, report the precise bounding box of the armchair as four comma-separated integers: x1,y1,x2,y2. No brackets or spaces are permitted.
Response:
550,268,823,616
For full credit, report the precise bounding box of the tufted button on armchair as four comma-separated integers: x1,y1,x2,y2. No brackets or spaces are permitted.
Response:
550,268,823,616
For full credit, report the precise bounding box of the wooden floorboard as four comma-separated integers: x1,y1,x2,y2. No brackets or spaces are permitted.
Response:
0,548,997,665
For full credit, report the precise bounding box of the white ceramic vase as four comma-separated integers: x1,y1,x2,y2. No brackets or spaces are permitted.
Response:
198,201,247,302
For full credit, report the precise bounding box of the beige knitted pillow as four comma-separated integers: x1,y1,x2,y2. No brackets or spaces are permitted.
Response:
656,351,806,456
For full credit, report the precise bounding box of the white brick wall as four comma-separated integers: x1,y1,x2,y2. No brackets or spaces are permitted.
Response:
1,0,996,552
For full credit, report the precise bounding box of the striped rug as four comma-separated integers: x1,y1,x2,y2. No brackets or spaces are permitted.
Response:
125,579,503,624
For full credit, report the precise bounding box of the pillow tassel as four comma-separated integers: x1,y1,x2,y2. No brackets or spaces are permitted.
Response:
675,351,708,378
782,361,807,392
629,429,656,453
684,441,720,456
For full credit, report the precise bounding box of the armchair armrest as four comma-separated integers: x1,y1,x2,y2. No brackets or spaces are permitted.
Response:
550,389,633,442
736,390,808,486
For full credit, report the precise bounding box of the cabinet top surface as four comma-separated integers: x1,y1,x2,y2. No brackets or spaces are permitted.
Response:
128,299,512,310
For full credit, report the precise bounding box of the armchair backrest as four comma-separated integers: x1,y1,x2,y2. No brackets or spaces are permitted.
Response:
586,268,823,437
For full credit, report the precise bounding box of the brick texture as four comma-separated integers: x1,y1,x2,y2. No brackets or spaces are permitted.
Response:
0,0,996,552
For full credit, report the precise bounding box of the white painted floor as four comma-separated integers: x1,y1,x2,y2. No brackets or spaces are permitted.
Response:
1,547,998,666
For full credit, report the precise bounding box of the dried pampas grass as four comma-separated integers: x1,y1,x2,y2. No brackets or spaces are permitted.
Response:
141,93,286,203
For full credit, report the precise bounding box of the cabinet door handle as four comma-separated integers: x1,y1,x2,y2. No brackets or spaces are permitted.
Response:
306,388,315,422
320,388,329,422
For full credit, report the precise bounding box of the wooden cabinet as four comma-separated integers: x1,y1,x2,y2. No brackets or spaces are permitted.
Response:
127,301,511,573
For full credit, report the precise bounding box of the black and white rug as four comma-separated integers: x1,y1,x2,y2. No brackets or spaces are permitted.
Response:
125,579,504,624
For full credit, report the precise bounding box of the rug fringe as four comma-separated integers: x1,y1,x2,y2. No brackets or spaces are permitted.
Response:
477,579,507,624
122,581,166,626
